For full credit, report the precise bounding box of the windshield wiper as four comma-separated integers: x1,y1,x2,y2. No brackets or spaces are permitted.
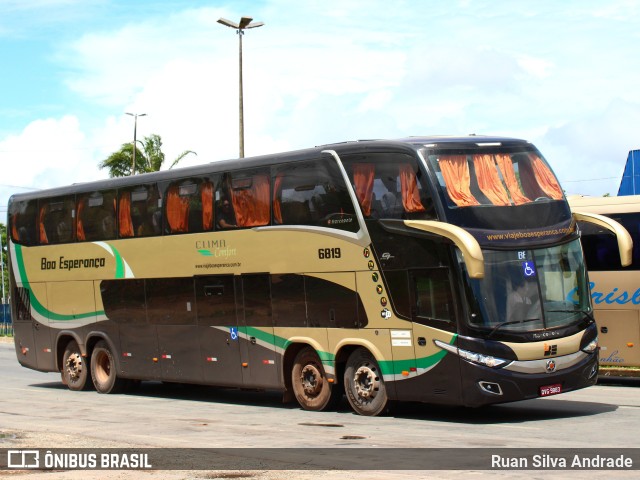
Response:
487,318,541,339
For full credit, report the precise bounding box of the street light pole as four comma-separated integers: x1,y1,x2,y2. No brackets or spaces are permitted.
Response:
217,16,264,158
125,112,147,174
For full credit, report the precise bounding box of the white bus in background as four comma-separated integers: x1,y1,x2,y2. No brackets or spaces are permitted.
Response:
569,195,639,372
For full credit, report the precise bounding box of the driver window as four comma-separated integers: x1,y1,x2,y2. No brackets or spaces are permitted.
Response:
410,268,457,332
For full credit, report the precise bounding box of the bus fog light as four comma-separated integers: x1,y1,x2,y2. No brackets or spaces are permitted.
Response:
478,381,503,395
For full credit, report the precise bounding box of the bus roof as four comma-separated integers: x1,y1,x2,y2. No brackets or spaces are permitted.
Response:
9,135,533,203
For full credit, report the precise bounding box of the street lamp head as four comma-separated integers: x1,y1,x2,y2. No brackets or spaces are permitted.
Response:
218,16,264,31
218,17,239,29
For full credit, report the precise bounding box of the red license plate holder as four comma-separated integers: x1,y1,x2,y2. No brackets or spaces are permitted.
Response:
539,383,562,397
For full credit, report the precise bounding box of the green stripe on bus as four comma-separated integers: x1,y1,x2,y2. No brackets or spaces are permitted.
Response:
15,243,106,321
380,334,457,376
244,326,335,363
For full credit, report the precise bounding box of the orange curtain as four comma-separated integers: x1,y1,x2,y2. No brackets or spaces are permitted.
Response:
353,164,375,216
76,199,86,241
11,213,19,242
529,154,564,200
472,154,511,206
398,164,426,212
39,205,48,244
231,174,270,227
166,186,190,232
202,182,213,230
119,192,134,238
438,155,480,207
494,154,531,205
272,173,284,224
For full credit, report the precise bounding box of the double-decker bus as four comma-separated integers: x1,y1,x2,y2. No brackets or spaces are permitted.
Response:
8,136,628,416
568,194,638,370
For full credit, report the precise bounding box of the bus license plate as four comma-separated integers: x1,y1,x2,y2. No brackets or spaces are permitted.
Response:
539,384,562,397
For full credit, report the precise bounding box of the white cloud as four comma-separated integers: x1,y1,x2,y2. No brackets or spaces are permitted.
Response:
0,115,102,212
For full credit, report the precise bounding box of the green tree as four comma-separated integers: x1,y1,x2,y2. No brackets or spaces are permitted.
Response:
99,134,196,178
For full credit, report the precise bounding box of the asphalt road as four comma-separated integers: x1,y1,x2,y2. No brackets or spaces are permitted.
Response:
0,338,639,479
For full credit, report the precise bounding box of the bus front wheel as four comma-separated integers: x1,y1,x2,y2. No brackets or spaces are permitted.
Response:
344,348,388,416
61,340,92,391
291,347,341,411
91,340,127,394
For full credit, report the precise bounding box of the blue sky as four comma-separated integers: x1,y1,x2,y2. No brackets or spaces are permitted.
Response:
2,0,640,217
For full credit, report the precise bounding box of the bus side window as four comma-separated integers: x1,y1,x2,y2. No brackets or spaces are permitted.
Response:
77,190,116,242
272,163,314,226
165,181,193,234
343,153,435,221
119,185,159,238
225,171,270,228
272,157,357,231
9,199,37,246
164,178,216,234
313,158,357,232
38,196,75,244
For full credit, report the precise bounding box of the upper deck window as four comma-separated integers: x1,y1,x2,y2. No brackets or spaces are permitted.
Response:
226,170,271,227
272,158,358,232
119,184,162,238
165,178,215,234
9,199,38,246
77,190,117,242
428,149,564,208
37,196,76,244
342,153,436,220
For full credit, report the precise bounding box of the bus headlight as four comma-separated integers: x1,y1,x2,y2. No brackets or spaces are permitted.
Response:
581,337,599,353
434,339,511,369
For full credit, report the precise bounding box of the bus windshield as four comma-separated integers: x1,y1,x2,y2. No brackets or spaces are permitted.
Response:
425,146,564,208
466,238,591,334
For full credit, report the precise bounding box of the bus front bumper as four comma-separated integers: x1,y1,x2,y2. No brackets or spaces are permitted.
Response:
459,350,599,407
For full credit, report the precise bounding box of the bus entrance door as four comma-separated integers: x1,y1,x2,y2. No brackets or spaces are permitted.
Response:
196,275,243,387
236,274,281,389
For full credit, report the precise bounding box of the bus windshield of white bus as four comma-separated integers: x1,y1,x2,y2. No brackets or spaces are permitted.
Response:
464,238,591,334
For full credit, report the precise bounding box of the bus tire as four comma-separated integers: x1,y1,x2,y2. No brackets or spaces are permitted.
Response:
291,347,341,411
61,340,93,391
344,348,388,416
91,340,127,394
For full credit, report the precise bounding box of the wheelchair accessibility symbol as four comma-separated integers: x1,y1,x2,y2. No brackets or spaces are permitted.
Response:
230,327,239,341
522,261,536,277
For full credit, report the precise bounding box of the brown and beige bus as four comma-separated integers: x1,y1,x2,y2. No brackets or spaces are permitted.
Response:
569,194,639,370
7,136,630,416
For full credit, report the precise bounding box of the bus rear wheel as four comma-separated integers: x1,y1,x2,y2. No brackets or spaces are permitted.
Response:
291,347,341,411
344,348,388,416
61,340,92,391
91,340,127,394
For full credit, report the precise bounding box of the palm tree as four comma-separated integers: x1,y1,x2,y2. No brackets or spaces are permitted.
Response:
99,134,196,177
